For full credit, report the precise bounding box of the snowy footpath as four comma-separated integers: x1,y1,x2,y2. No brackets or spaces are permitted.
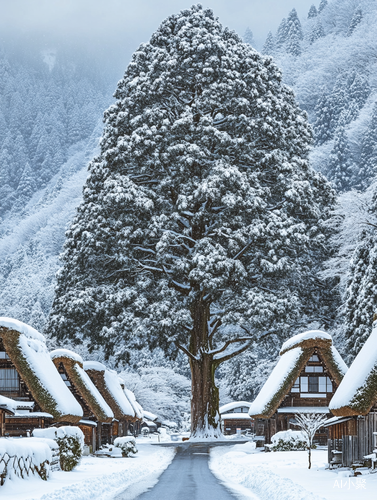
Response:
1,443,175,500
209,443,377,500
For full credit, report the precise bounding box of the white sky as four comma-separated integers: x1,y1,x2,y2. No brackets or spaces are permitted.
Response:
0,0,318,64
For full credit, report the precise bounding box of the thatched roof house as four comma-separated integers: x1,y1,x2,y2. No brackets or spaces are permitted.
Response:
249,330,348,419
330,325,377,416
0,318,82,423
50,349,114,423
83,361,135,421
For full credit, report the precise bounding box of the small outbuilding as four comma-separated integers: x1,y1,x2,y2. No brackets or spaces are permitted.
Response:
220,401,254,435
248,330,348,444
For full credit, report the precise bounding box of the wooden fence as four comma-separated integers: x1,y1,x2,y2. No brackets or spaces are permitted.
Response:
0,447,59,486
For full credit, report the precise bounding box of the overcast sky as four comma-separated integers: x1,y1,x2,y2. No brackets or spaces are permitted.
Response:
0,0,317,65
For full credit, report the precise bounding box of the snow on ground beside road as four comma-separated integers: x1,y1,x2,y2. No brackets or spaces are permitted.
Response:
210,445,377,500
1,443,175,500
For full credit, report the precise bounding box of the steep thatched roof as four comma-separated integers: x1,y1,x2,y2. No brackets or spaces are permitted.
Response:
50,349,114,423
0,318,82,423
83,361,135,421
330,325,377,416
248,330,348,419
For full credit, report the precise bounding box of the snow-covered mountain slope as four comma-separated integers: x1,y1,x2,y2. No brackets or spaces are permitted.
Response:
262,0,377,192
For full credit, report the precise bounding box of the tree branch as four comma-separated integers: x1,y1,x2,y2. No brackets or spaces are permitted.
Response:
215,342,252,364
211,337,254,356
175,342,198,361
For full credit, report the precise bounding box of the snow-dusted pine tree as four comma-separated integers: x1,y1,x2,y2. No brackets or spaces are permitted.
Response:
286,9,303,56
262,32,275,54
357,102,377,190
48,5,335,438
307,5,318,19
309,20,325,44
243,27,254,46
318,0,328,14
327,125,353,192
347,8,362,36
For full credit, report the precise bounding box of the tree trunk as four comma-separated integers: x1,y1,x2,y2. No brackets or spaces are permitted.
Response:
189,298,222,439
308,446,312,469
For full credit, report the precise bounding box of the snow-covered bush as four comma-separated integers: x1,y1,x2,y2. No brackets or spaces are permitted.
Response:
0,437,54,485
114,437,138,457
33,426,84,471
268,430,308,451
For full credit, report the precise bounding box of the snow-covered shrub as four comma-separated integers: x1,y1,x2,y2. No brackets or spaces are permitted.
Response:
114,437,138,457
33,426,84,471
268,430,308,451
0,438,53,485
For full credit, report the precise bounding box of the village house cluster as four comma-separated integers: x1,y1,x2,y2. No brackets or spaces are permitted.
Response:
0,318,146,452
223,329,377,468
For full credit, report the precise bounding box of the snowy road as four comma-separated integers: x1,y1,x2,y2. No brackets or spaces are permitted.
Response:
116,443,240,500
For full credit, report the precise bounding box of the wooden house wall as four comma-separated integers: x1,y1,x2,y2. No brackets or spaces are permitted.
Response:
222,418,253,435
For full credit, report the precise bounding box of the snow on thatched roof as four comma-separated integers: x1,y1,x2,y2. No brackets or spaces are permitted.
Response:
51,349,114,423
248,330,347,419
143,410,158,422
0,318,83,423
0,395,17,414
83,361,135,420
220,401,252,414
329,324,377,416
124,388,143,420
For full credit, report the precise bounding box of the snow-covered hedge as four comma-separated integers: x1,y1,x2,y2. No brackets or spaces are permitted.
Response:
0,437,55,485
267,430,308,452
33,426,84,471
114,437,138,457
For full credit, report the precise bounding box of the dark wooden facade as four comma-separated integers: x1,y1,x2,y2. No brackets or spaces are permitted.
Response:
327,410,377,466
259,351,338,444
222,417,254,435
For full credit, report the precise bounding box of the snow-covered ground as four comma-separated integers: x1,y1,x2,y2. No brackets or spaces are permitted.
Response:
210,444,377,500
1,443,175,500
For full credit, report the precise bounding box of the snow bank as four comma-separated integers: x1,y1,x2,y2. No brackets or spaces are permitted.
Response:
330,324,377,414
248,347,303,417
1,445,176,500
271,430,306,444
33,426,84,443
280,331,331,355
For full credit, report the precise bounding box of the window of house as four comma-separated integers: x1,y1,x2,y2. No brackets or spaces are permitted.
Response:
305,365,323,373
309,355,319,362
0,367,20,392
291,378,300,392
59,372,71,386
300,376,308,392
0,352,10,359
326,377,333,392
308,376,319,393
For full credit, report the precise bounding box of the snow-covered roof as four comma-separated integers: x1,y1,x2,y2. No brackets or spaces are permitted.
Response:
0,395,17,414
280,330,332,355
221,413,252,420
124,388,143,420
84,362,135,420
143,410,158,421
323,416,353,427
277,407,329,414
51,349,114,423
0,318,83,423
220,401,252,414
50,348,83,364
10,412,54,418
329,325,377,416
249,330,347,419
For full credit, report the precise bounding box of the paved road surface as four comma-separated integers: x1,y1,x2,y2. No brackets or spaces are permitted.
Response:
116,442,238,500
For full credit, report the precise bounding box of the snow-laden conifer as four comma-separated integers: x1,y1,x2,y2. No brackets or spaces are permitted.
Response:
308,5,318,19
48,5,335,438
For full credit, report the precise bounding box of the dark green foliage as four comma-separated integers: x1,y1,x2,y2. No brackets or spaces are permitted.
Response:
56,435,83,471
